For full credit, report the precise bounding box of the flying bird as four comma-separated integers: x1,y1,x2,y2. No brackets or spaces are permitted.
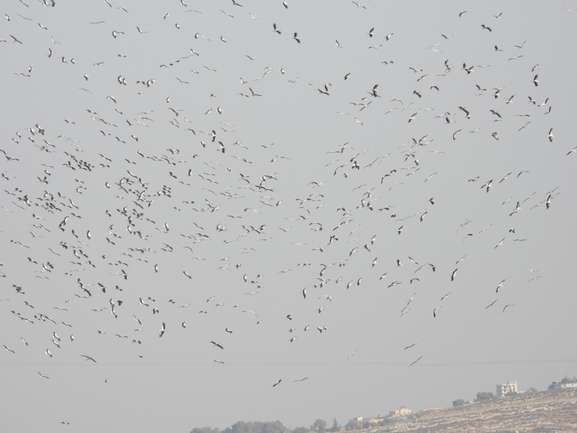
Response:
409,356,423,367
450,268,458,281
10,34,24,44
486,299,498,309
210,341,224,350
481,179,493,192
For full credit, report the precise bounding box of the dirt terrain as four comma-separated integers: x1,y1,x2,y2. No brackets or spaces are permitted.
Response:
366,389,577,433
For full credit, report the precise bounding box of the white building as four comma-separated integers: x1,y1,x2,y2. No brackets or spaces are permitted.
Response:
549,377,577,389
388,407,412,417
496,380,518,396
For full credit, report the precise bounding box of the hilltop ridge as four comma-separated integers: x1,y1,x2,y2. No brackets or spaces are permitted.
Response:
357,388,577,433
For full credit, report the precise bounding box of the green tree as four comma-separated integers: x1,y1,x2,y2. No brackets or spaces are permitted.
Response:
260,421,287,433
476,392,494,401
225,421,254,433
191,428,221,433
311,419,327,433
344,420,359,431
293,427,309,433
222,421,288,433
452,399,466,407
328,417,340,432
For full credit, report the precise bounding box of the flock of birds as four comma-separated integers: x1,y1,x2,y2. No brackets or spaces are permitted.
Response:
1,0,575,429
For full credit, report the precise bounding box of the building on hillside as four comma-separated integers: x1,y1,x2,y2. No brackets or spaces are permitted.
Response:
388,407,412,417
549,377,577,389
364,417,384,426
496,380,518,396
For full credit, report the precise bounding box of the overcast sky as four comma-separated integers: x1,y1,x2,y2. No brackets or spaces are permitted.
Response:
2,0,577,432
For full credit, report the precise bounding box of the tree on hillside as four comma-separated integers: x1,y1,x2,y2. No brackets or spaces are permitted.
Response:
452,399,466,407
223,421,287,433
311,419,327,433
191,428,221,433
261,421,287,433
293,427,309,433
328,417,340,432
344,419,361,431
476,392,494,401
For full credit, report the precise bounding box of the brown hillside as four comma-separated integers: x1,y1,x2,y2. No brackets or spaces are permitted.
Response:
361,389,577,433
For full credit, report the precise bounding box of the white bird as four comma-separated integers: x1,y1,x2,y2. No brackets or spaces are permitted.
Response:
481,179,493,192
450,268,458,281
211,341,224,350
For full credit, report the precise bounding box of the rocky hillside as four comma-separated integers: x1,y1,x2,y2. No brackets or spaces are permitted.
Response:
365,389,577,433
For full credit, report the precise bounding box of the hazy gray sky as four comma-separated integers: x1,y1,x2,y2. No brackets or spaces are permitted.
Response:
2,0,577,432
